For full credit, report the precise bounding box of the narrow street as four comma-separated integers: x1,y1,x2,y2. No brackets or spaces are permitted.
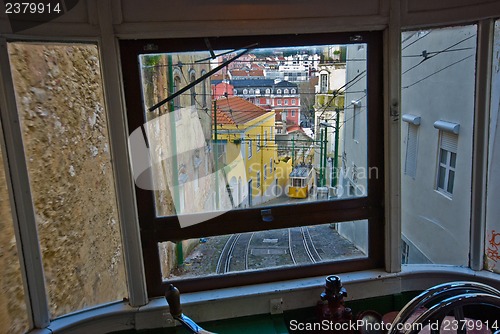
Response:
169,224,366,280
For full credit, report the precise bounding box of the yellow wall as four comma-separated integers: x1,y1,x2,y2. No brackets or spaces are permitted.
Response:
216,112,277,204
275,159,293,189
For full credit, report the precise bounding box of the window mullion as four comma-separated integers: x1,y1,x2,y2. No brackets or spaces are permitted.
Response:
96,20,149,305
470,19,495,271
385,0,402,273
447,155,452,194
0,38,50,329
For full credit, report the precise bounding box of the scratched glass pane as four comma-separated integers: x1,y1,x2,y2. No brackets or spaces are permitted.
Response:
134,43,370,225
158,220,368,280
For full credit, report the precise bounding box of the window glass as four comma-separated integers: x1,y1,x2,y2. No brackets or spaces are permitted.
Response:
8,42,127,317
160,220,368,280
135,43,368,221
401,25,477,266
0,137,29,333
121,33,383,294
485,19,500,273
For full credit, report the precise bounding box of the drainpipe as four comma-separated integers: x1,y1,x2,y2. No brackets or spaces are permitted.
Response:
167,55,183,267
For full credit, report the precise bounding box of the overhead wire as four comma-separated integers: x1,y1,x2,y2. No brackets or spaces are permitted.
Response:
401,34,475,75
401,30,432,50
402,54,474,89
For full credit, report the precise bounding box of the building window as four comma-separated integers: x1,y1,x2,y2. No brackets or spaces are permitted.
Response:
201,70,208,109
277,99,282,105
264,165,267,179
320,73,328,93
174,75,182,121
248,139,253,158
256,134,261,151
266,88,271,94
216,142,226,166
291,89,296,94
436,131,458,196
243,89,248,94
291,110,295,117
277,89,282,94
256,171,261,188
270,158,273,174
404,123,419,178
292,99,296,105
284,89,289,94
284,100,289,105
352,101,361,141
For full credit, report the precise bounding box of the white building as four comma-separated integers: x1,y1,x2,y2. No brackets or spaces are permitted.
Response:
400,26,477,266
335,43,369,254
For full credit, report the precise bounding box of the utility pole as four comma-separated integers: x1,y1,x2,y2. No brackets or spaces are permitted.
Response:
333,108,340,188
319,128,324,186
322,128,327,187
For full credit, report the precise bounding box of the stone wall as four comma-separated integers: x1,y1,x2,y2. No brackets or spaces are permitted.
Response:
0,145,28,334
7,43,128,320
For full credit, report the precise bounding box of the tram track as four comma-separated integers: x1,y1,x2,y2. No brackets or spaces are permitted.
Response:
288,227,322,264
216,232,254,274
217,227,321,273
216,234,240,274
302,227,322,263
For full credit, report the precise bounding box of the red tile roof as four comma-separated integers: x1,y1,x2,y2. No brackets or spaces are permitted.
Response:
212,96,270,126
230,69,249,77
249,69,264,76
287,125,305,133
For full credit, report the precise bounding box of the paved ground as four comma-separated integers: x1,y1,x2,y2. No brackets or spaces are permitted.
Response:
168,224,366,280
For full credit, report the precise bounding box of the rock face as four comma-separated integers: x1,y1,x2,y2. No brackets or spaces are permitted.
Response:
0,146,28,334
2,43,128,323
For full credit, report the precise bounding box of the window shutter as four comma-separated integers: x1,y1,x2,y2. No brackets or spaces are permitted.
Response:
440,132,458,152
404,124,418,178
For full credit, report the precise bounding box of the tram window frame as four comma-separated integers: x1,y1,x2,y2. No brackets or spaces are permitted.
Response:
119,31,385,297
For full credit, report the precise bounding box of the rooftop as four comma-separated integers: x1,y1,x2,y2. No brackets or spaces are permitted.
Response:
212,96,271,126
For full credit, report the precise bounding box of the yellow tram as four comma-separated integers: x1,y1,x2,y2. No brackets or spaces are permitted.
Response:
287,165,315,199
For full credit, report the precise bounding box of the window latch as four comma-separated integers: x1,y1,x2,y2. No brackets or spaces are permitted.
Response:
261,209,273,222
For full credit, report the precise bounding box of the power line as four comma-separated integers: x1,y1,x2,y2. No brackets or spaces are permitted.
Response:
402,47,475,58
401,35,475,75
402,31,432,50
402,54,474,89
